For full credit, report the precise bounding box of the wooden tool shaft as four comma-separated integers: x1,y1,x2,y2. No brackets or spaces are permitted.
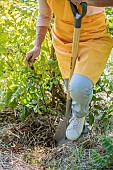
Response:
66,28,80,127
67,28,80,100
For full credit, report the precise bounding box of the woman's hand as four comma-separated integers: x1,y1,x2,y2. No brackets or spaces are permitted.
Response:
69,0,85,5
25,46,41,66
69,0,90,6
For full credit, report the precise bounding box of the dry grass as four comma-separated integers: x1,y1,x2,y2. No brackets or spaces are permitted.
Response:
0,107,113,170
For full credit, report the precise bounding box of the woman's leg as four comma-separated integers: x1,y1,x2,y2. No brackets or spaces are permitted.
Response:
70,74,93,118
66,74,93,140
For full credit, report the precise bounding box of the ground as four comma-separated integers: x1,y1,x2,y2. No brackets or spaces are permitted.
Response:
0,107,113,170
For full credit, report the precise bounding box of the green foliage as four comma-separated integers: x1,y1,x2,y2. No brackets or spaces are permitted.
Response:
0,0,61,120
106,7,113,35
89,59,113,133
92,135,113,168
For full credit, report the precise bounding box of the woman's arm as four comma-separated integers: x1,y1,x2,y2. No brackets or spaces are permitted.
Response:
25,26,48,66
69,0,113,7
34,26,48,48
87,0,113,7
25,0,52,66
35,0,52,47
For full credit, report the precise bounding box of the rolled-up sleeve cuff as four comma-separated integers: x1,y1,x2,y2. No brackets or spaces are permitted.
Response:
37,0,52,27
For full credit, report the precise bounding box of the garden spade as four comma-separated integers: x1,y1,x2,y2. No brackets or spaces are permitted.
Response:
54,2,87,144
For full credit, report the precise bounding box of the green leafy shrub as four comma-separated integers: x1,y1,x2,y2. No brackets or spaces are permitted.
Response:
92,135,113,169
0,0,62,121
